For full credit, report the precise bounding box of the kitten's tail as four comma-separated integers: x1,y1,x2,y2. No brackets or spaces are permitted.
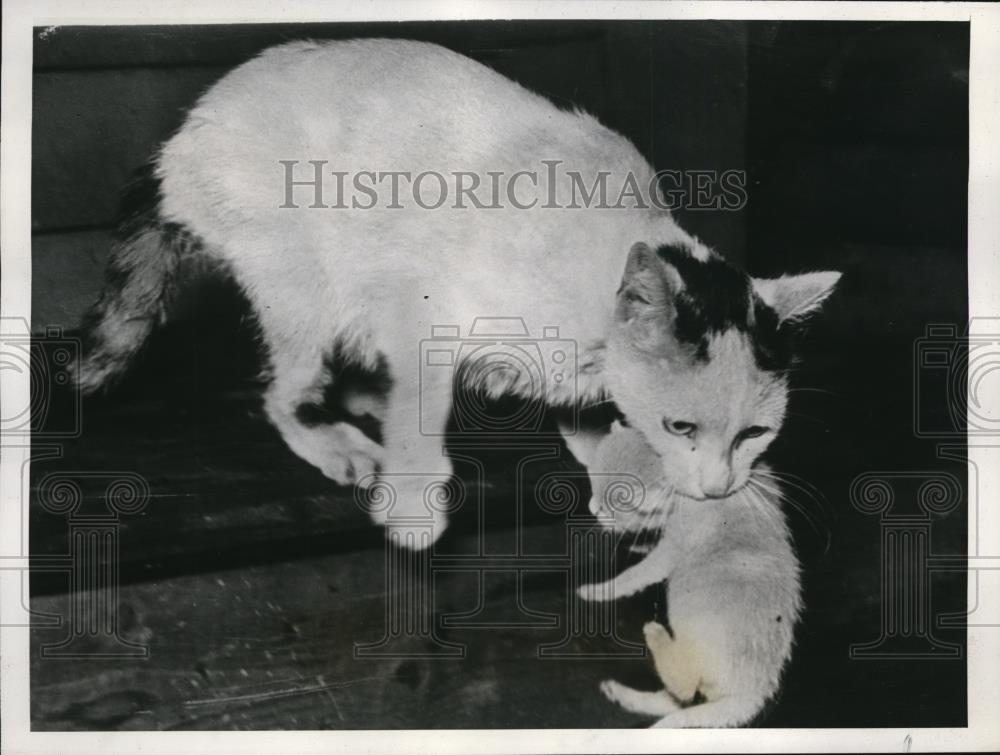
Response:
652,695,765,729
73,163,197,393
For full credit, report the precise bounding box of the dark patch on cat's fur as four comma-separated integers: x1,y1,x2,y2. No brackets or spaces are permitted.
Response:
655,243,792,372
77,161,206,391
115,162,164,239
113,162,204,252
294,402,341,427
294,343,391,443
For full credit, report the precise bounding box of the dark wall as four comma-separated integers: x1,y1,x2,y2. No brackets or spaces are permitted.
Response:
740,21,969,728
745,21,968,333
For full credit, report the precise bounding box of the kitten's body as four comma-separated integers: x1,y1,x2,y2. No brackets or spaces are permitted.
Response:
76,39,839,545
580,424,801,728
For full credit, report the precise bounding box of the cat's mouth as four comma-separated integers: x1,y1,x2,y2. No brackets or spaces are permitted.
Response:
674,480,749,502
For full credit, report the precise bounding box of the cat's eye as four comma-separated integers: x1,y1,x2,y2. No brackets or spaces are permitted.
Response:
736,425,771,444
663,419,697,437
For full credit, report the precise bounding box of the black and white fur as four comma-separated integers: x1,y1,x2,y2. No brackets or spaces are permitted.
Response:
75,39,840,546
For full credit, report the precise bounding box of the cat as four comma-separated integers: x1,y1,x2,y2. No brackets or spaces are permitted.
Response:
576,421,801,728
73,38,840,546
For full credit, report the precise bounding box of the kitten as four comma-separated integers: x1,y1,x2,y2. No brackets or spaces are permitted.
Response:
578,422,801,728
74,38,840,545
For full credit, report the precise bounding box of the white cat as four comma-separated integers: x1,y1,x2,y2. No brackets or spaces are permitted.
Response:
75,38,840,545
576,421,801,728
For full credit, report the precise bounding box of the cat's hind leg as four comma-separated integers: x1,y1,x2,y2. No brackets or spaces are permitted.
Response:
643,621,703,704
650,696,762,728
263,339,384,486
599,679,679,717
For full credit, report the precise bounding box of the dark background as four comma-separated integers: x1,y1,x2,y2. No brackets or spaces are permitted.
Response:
30,21,969,729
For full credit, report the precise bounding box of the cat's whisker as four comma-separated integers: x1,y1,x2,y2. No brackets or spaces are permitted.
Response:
616,480,671,555
754,469,834,521
580,398,619,411
629,498,660,552
627,524,645,554
786,386,841,397
749,474,831,553
743,480,774,516
782,410,831,429
587,418,622,435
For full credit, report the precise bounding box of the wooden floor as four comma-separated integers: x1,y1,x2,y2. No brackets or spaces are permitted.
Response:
29,310,968,729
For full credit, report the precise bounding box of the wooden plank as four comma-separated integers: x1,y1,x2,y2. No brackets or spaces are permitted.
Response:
30,522,660,730
32,230,110,330
32,22,610,71
32,67,230,233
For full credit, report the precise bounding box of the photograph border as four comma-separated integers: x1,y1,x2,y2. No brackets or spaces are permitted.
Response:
3,1,998,752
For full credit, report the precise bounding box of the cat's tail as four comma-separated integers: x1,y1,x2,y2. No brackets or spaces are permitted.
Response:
651,695,765,729
73,162,197,393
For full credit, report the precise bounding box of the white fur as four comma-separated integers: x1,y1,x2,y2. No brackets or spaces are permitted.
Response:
579,426,801,728
84,39,838,545
153,39,705,540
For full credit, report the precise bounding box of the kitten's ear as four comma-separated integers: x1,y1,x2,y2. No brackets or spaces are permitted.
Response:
562,427,604,468
616,242,682,326
753,271,842,324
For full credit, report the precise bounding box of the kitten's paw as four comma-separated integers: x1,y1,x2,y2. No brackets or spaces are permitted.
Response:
364,468,454,548
577,582,611,602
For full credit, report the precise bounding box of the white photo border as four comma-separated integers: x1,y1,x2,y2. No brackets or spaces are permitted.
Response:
2,1,998,752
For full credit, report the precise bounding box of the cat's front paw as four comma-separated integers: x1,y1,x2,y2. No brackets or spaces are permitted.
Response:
599,679,629,706
313,423,384,486
385,508,449,550
361,470,455,549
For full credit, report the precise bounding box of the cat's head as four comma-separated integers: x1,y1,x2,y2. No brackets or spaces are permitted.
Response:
602,240,840,502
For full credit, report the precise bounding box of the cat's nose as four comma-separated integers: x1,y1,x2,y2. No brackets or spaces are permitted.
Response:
698,467,734,499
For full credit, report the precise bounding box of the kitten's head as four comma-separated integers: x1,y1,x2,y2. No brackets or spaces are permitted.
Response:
588,420,671,529
602,240,840,501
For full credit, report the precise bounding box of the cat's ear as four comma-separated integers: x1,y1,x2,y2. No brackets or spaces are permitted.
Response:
753,272,841,324
616,242,682,321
